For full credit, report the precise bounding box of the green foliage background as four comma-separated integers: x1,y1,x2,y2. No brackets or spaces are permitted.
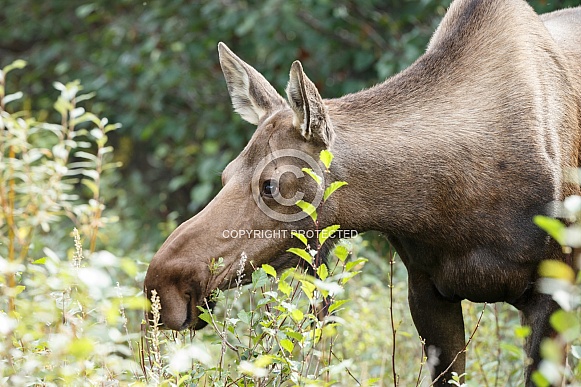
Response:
1,1,580,385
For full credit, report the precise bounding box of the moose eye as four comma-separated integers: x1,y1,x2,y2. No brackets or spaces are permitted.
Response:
261,179,279,198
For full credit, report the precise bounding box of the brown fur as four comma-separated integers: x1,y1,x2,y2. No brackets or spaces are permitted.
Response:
145,1,581,385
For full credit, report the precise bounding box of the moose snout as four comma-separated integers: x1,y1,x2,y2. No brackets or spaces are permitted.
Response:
144,276,190,330
144,284,201,331
144,266,215,331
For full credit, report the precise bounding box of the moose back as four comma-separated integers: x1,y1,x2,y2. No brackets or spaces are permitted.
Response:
145,0,581,385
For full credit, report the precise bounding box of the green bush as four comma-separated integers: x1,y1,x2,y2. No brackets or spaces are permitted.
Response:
0,61,145,385
534,210,581,386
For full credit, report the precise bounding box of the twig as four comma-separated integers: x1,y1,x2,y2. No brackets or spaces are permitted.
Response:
204,298,239,354
389,246,399,386
415,338,427,387
493,304,501,387
330,350,361,386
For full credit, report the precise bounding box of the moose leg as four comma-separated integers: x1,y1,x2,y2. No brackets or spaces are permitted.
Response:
516,291,561,387
408,269,466,386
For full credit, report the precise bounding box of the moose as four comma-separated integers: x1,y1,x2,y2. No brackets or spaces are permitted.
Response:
145,0,581,385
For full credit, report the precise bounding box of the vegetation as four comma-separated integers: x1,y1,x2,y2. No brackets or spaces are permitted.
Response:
1,1,580,386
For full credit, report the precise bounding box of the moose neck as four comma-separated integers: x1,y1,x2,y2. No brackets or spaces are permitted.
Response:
325,69,444,236
324,45,527,238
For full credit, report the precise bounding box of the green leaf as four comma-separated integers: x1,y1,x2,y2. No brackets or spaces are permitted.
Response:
316,264,328,281
302,167,322,186
197,307,213,325
33,257,47,265
252,269,269,289
121,258,139,277
319,224,340,246
280,338,294,354
534,215,566,245
324,181,347,201
290,309,304,322
540,338,564,363
320,149,333,169
262,264,277,278
14,285,25,296
301,280,316,300
328,299,349,314
123,296,149,310
285,331,304,342
531,371,550,387
550,310,580,341
254,355,275,367
345,257,368,272
104,123,122,133
278,279,292,297
500,342,523,358
292,231,308,247
287,247,313,265
81,179,99,196
238,310,252,325
334,245,349,262
514,325,531,339
341,271,360,285
68,338,94,359
54,97,71,117
296,200,317,222
2,59,27,75
538,260,575,283
72,112,100,127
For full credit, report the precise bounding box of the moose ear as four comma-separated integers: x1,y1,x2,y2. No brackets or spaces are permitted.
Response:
218,42,287,125
286,61,334,146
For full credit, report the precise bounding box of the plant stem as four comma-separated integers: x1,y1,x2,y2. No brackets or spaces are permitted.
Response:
493,304,501,387
415,339,427,386
389,246,398,386
6,144,16,313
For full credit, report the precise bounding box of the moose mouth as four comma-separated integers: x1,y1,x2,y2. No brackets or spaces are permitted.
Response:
145,250,243,331
184,298,216,331
157,291,217,331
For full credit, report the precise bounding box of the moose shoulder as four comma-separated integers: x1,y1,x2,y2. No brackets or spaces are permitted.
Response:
144,0,581,385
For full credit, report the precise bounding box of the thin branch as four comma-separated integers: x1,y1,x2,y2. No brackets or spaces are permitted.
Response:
389,246,399,386
415,338,427,387
331,350,362,386
204,298,239,354
493,304,501,387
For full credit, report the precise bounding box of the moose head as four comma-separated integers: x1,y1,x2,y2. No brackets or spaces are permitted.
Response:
144,43,354,331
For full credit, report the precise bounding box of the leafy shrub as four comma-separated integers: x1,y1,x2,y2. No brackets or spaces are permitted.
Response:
0,60,145,385
534,204,581,386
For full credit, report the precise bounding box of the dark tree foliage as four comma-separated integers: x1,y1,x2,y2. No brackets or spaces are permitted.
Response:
1,0,577,247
